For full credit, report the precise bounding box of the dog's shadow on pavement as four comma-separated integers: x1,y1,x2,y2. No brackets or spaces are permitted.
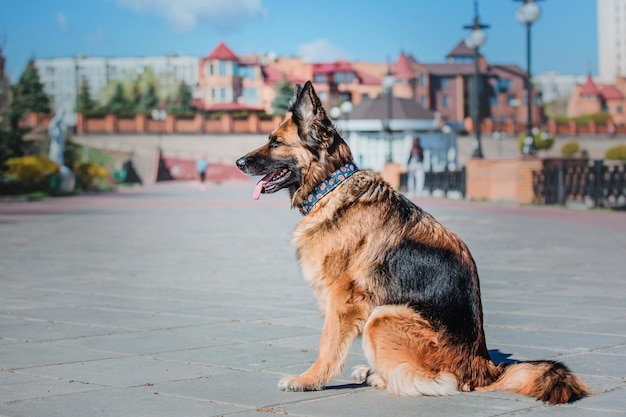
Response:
489,349,516,365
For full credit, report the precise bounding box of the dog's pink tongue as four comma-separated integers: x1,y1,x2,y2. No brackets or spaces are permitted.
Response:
253,180,268,200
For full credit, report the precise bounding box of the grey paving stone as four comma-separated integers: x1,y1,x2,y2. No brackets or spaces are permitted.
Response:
0,387,245,417
20,355,223,388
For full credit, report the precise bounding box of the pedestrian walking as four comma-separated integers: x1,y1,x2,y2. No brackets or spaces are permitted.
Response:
407,137,425,197
196,154,208,183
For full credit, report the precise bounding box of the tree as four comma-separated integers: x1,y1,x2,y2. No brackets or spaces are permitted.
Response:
106,82,134,116
13,59,51,114
167,82,194,114
138,83,159,112
271,77,293,116
75,79,97,114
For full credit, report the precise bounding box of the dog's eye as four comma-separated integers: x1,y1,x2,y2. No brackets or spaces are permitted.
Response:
269,139,283,149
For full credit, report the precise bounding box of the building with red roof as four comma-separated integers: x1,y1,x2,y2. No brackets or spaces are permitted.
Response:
195,40,542,129
567,74,626,125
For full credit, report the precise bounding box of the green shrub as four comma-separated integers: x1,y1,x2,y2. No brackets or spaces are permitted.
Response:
573,112,612,124
605,144,626,161
518,130,555,153
3,155,59,192
73,162,110,191
560,141,580,156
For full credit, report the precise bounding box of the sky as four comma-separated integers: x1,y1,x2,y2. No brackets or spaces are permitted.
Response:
0,0,598,82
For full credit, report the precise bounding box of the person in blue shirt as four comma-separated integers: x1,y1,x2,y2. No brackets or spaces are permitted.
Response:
196,154,208,183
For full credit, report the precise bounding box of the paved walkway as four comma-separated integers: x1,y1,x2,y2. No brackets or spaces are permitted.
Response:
1,181,625,416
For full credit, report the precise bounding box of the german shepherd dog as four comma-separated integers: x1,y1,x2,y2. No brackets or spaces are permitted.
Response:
236,81,589,404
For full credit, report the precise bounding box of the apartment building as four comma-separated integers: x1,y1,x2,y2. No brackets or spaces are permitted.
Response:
35,55,198,126
597,0,626,82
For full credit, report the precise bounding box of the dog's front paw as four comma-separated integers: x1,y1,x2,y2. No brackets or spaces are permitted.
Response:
278,374,324,392
351,365,371,383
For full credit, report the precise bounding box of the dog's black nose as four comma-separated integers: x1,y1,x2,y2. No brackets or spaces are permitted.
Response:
236,157,247,170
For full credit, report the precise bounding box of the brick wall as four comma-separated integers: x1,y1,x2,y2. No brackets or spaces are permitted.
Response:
466,157,543,204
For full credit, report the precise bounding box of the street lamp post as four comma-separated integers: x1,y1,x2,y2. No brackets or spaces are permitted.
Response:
382,67,395,162
464,1,489,159
515,0,542,155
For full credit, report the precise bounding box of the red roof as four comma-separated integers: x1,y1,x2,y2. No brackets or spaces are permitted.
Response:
262,65,305,84
206,41,238,61
312,60,353,74
447,40,476,58
580,75,601,96
355,70,381,85
601,85,623,100
394,53,414,78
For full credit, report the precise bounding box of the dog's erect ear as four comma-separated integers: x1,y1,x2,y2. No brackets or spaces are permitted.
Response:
291,81,327,147
289,84,303,109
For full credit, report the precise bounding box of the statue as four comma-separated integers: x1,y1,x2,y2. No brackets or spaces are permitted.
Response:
47,111,75,192
48,111,66,165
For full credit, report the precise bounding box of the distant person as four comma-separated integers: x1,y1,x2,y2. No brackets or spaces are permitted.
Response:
407,137,425,197
196,154,208,183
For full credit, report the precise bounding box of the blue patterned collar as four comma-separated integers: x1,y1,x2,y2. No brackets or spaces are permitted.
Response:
298,161,359,216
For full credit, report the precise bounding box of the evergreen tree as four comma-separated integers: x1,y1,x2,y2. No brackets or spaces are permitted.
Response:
75,79,96,114
138,83,159,112
271,77,293,115
106,82,134,116
168,82,193,113
13,59,51,114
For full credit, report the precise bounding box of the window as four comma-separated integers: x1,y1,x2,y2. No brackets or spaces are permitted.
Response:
239,66,255,80
314,74,328,83
440,77,449,88
419,74,426,86
220,88,227,101
442,94,449,107
496,78,511,93
243,88,258,104
419,96,426,107
333,71,354,84
490,95,498,106
617,105,624,114
219,61,228,76
506,95,515,106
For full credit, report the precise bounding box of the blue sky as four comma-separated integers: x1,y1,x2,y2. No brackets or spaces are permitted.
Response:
1,0,597,82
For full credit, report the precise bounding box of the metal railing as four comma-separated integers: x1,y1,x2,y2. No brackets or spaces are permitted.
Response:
400,168,466,198
533,160,626,208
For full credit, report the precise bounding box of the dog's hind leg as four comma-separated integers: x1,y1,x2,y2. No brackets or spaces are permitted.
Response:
354,305,459,396
279,293,369,392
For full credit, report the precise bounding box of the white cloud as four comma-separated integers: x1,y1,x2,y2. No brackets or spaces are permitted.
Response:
57,12,68,32
296,39,348,62
115,0,268,32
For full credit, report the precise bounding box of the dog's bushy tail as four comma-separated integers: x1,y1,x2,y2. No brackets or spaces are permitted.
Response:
476,360,589,404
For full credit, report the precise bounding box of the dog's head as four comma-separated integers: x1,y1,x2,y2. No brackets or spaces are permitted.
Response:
236,81,353,207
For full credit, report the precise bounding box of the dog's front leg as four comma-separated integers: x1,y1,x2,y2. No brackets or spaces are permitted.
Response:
279,296,368,391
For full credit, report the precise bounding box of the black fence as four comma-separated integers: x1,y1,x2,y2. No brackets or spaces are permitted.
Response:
533,160,626,208
400,168,466,198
